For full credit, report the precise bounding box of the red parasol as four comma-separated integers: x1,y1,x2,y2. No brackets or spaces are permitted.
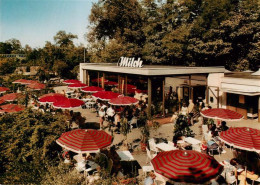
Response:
105,81,118,86
92,78,109,83
12,79,28,84
109,96,139,106
200,108,243,121
92,91,121,101
219,127,260,153
13,79,38,85
53,98,84,109
81,86,104,93
0,99,4,104
39,94,67,104
39,93,65,99
27,82,46,90
63,79,81,84
0,87,10,93
151,150,223,184
56,129,112,153
0,93,24,102
68,83,88,89
0,104,25,113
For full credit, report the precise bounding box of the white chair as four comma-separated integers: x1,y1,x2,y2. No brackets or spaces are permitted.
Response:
149,138,159,154
142,165,154,176
146,147,156,164
192,144,201,152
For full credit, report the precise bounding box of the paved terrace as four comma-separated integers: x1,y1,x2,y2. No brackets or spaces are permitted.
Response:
54,86,260,184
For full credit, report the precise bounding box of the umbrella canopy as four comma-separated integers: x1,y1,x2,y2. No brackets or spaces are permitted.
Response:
92,91,121,101
151,150,223,184
0,93,24,102
27,82,46,90
200,108,243,121
81,86,104,93
219,127,260,152
109,96,139,106
56,129,112,153
105,81,118,86
12,79,29,84
39,94,67,104
0,99,5,105
68,83,88,89
0,104,25,113
14,79,38,85
63,79,81,84
39,93,65,99
53,98,84,109
0,87,10,93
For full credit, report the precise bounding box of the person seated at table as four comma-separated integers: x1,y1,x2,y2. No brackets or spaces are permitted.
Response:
75,153,89,172
144,171,156,185
230,159,259,185
85,166,101,185
220,121,229,131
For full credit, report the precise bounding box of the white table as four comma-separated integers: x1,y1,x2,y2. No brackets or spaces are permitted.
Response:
184,137,201,145
156,143,177,151
117,151,134,161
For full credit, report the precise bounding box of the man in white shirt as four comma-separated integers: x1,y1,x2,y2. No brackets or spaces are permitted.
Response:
106,106,115,131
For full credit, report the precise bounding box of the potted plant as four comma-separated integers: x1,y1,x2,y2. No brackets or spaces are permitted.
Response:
140,123,150,152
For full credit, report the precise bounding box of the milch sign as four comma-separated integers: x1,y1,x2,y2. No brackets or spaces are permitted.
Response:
117,57,143,68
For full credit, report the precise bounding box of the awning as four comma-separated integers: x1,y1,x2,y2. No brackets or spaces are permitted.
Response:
221,88,260,96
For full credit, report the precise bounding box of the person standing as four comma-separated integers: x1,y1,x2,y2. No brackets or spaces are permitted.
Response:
106,105,115,131
187,99,195,125
99,108,106,130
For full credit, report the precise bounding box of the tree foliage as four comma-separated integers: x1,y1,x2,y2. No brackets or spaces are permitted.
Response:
0,109,67,184
87,0,259,70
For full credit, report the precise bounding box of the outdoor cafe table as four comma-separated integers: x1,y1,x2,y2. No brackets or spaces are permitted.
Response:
117,151,134,161
156,143,177,151
184,137,201,145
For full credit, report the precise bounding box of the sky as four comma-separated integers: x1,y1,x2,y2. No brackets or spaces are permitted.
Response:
0,0,98,48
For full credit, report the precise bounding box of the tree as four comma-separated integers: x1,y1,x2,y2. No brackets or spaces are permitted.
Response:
6,38,23,54
0,42,12,54
54,31,78,48
0,58,18,75
88,0,145,63
0,110,67,183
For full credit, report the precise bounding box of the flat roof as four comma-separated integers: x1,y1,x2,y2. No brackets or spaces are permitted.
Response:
80,63,225,76
224,72,260,79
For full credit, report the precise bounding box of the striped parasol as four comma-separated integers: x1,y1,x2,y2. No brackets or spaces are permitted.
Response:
0,104,25,113
27,82,46,90
200,108,243,121
0,87,10,93
39,93,67,104
0,93,24,102
151,150,223,184
92,91,121,101
63,79,81,84
219,127,260,152
56,129,112,153
53,98,84,109
109,96,139,106
68,83,88,89
81,86,104,93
